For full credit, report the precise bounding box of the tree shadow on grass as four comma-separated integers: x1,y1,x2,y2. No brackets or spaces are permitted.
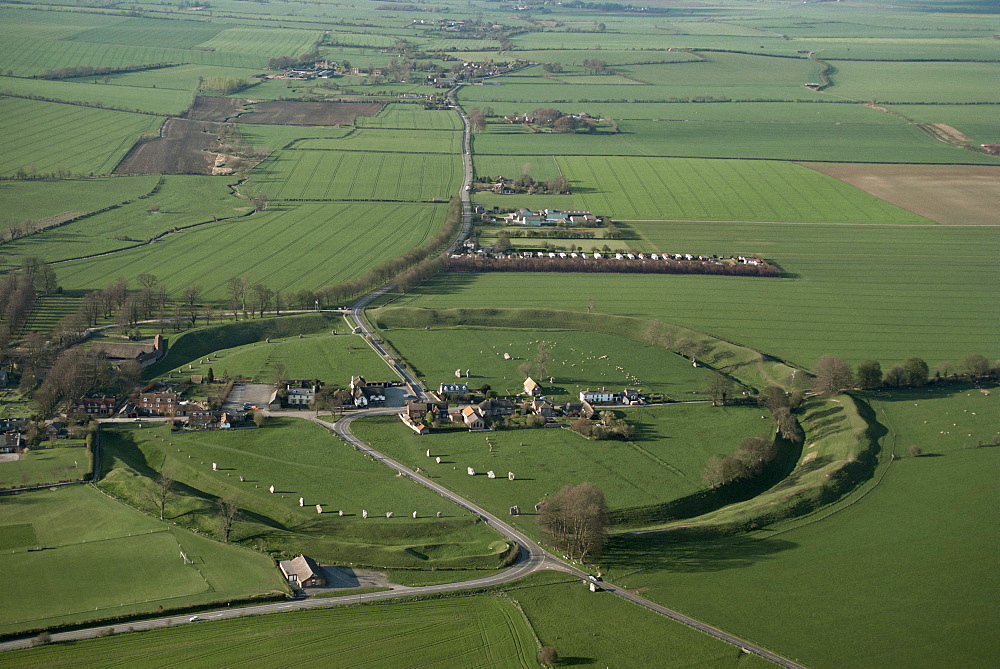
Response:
601,533,797,574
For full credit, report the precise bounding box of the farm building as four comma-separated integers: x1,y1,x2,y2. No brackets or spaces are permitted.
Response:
461,406,486,430
90,334,166,368
278,555,326,588
523,377,542,396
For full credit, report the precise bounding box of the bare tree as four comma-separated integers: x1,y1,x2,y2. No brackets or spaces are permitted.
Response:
217,497,240,542
537,482,608,561
182,285,202,327
538,647,559,667
812,355,853,395
704,372,734,406
152,473,174,520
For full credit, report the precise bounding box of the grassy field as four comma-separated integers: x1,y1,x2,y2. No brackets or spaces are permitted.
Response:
599,396,1000,668
0,485,286,635
0,175,247,269
386,220,999,369
828,60,1000,104
0,75,193,116
295,128,462,154
99,420,512,569
351,405,764,535
378,326,715,400
0,440,89,488
243,150,462,202
356,105,464,131
0,175,157,223
0,96,163,177
54,202,446,299
161,329,389,387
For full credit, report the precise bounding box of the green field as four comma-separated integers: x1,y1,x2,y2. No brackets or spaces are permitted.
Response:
0,75,194,115
54,202,446,299
0,96,162,177
386,221,999,369
378,326,715,400
100,419,511,569
351,404,764,534
295,128,462,154
244,150,462,202
600,392,1000,668
0,441,89,488
0,485,286,635
0,175,247,269
356,105,464,131
0,175,157,222
194,27,320,57
162,329,390,387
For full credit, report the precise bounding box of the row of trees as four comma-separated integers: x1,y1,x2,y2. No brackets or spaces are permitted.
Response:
39,62,173,80
446,254,781,277
571,410,635,440
813,353,996,395
702,435,778,488
537,482,609,561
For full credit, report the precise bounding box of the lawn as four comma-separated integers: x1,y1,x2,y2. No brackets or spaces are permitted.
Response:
0,485,286,636
54,202,447,299
99,419,512,569
0,96,163,177
350,404,764,536
0,440,89,488
377,326,716,400
161,329,389,387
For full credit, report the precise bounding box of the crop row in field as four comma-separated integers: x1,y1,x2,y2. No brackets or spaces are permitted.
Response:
0,485,284,635
244,150,462,201
0,96,163,177
195,27,321,56
0,7,115,41
54,202,446,299
0,35,266,77
386,221,999,369
0,75,194,116
356,104,463,131
68,17,225,50
294,127,462,154
558,156,932,223
471,116,996,164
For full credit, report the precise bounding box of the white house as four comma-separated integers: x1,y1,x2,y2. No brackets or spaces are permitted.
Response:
579,388,617,404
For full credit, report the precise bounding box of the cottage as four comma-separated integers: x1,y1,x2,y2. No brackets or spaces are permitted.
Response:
530,397,557,417
523,377,542,396
438,382,469,398
0,432,21,453
621,389,645,405
278,555,327,588
478,397,517,417
404,400,449,421
461,406,486,430
69,396,116,416
579,388,617,404
136,392,178,416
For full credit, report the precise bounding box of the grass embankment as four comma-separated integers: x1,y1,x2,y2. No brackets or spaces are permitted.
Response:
98,419,514,572
600,388,1000,668
0,485,286,637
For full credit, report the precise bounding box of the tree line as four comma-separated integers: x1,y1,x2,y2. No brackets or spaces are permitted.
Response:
812,353,997,395
446,254,781,277
38,62,177,80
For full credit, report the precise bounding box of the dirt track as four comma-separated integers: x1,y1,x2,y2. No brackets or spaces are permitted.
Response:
801,163,1000,226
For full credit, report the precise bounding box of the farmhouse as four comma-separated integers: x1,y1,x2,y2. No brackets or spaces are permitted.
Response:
404,400,449,421
579,388,617,404
523,377,542,396
133,391,178,416
350,376,386,407
530,397,557,417
478,397,517,417
278,555,326,588
90,334,165,367
0,432,21,454
437,382,469,398
285,380,319,406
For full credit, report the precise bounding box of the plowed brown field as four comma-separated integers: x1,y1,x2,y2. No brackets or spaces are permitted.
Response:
115,119,219,175
232,101,383,126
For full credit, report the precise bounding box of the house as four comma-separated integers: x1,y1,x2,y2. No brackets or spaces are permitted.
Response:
286,380,318,406
91,334,166,367
530,397,557,417
353,385,385,407
622,389,645,405
44,422,67,440
0,432,21,453
69,396,116,416
478,397,516,417
404,401,449,421
438,382,469,398
278,555,327,588
136,392,178,416
579,388,617,404
523,377,542,396
461,406,486,430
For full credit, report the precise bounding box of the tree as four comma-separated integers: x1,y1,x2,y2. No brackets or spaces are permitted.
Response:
908,445,923,458
468,107,486,132
251,283,274,318
958,353,990,380
537,482,609,561
182,285,202,327
217,497,240,542
855,359,883,390
902,357,929,387
538,647,559,667
494,231,512,252
535,342,550,379
704,372,734,406
226,276,248,319
553,115,580,133
252,410,266,427
812,355,853,395
152,473,173,520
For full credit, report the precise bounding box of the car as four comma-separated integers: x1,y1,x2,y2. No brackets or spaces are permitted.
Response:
189,616,202,622
588,574,602,582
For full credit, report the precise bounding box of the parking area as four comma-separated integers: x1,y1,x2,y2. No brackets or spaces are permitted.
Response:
224,384,275,413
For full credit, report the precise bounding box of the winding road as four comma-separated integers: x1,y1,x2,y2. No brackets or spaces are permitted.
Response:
0,98,804,669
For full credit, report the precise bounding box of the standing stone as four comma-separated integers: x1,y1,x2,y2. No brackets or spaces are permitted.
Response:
508,472,515,481
436,512,442,518
436,456,441,464
269,485,275,494
212,463,218,471
362,509,368,519
316,504,323,514
386,511,393,518
338,510,344,517
467,467,476,476
487,471,496,479
426,449,431,457
299,497,304,507
412,511,418,519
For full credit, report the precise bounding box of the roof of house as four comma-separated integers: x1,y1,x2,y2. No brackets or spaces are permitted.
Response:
523,377,540,392
90,340,158,360
279,555,322,583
